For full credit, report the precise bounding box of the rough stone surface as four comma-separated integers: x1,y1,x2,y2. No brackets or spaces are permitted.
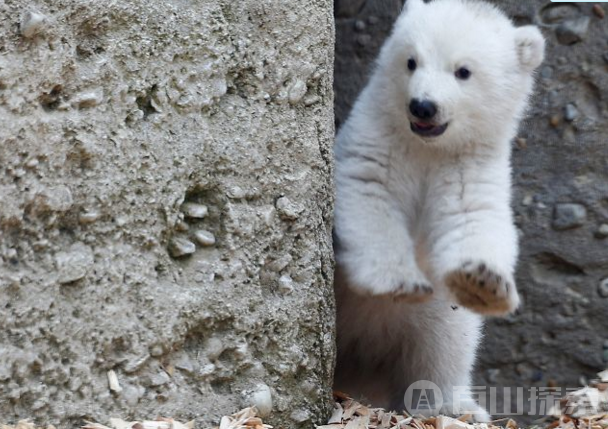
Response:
334,0,608,421
0,0,335,427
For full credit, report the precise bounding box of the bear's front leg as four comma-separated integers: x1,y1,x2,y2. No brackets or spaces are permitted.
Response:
427,160,520,315
334,150,432,300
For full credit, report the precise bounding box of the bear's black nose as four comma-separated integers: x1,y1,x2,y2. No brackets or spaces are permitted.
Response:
409,99,438,120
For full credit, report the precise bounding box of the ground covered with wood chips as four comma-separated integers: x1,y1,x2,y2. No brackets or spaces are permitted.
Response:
3,370,608,429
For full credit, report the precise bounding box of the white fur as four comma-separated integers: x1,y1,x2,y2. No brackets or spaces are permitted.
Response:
333,0,544,420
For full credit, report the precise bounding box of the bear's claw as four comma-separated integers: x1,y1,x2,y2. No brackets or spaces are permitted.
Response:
444,260,519,315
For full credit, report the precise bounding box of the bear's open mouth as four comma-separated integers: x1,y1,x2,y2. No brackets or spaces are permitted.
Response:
410,122,448,137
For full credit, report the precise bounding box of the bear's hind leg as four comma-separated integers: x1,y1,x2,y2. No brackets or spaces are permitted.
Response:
395,301,490,422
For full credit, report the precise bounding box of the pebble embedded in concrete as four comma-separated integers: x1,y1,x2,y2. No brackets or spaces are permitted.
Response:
174,354,195,374
79,210,100,225
278,274,294,294
541,66,553,79
267,254,292,273
552,203,587,230
123,355,149,373
596,224,608,239
199,364,216,378
290,409,311,423
25,158,39,168
564,103,579,122
205,338,224,361
193,229,216,246
288,80,308,105
20,11,47,38
55,243,94,284
149,344,164,357
147,371,170,387
175,220,190,232
226,186,247,199
122,384,144,406
276,196,302,220
555,17,590,45
167,237,196,258
304,95,320,106
599,278,608,298
72,91,103,109
38,186,73,212
181,202,208,219
248,383,273,417
356,34,372,47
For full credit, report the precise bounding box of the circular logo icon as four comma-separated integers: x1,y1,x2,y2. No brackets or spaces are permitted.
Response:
403,380,443,416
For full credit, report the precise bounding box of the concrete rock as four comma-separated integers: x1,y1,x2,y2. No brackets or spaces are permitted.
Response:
0,0,335,426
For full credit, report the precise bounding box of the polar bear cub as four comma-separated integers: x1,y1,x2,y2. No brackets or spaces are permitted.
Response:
333,0,544,420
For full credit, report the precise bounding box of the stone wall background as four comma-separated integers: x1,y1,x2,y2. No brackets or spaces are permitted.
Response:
334,0,608,419
0,0,335,427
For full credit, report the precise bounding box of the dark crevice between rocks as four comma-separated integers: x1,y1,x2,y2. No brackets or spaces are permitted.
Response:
39,84,63,111
136,84,160,119
534,252,585,276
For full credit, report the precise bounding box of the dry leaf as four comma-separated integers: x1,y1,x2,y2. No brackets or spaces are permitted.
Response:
343,402,361,421
82,422,113,429
344,417,366,429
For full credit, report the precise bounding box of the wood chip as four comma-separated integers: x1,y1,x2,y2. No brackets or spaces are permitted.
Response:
436,416,472,429
82,424,113,429
343,402,362,421
329,403,345,424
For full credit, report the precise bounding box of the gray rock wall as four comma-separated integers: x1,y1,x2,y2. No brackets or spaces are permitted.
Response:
335,0,608,419
0,0,335,427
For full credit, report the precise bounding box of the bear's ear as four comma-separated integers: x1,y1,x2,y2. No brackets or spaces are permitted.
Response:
515,26,545,72
401,0,424,15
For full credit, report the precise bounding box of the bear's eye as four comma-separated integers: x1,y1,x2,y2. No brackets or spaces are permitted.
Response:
407,58,417,72
455,67,471,80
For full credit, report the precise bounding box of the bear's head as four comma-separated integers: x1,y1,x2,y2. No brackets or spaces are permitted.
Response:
378,0,545,147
